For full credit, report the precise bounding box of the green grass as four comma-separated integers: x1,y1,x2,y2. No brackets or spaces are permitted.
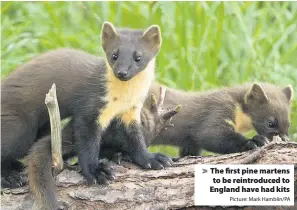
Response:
2,2,297,157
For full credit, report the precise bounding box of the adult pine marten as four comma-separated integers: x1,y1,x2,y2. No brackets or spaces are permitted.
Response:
2,22,174,209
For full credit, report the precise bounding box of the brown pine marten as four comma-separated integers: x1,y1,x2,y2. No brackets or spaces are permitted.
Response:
1,28,293,209
1,22,174,209
27,80,293,209
98,82,293,160
145,83,293,156
27,87,178,210
29,81,293,179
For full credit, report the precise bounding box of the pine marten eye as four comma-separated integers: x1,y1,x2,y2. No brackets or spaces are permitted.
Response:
112,53,118,61
268,120,278,128
268,122,274,128
135,55,142,62
134,52,142,62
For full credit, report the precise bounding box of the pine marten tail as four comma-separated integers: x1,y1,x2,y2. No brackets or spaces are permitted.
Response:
26,135,57,210
26,121,75,210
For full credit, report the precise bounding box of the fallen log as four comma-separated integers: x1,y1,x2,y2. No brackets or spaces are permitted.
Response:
2,140,297,210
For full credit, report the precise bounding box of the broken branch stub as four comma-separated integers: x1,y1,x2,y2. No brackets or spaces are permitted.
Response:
150,86,182,143
45,83,63,173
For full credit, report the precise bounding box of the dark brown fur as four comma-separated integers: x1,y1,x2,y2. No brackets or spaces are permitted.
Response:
26,121,75,209
145,82,293,156
2,22,172,210
2,46,292,210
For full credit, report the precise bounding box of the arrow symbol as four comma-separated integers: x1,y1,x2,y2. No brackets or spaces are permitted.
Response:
202,169,207,174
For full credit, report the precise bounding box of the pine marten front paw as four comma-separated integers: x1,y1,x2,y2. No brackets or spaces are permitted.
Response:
111,152,133,165
279,135,290,142
179,147,201,157
82,159,115,185
93,160,116,185
245,135,270,150
149,153,174,168
1,171,27,188
130,152,173,170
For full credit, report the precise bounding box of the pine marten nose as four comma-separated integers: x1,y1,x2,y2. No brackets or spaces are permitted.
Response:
117,70,128,78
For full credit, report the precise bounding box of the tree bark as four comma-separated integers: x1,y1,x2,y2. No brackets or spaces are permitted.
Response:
2,140,297,210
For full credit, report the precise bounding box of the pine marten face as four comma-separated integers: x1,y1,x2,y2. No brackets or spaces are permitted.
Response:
244,83,293,141
101,22,162,81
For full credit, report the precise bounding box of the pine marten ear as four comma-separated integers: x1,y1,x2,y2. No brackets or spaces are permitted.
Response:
244,83,268,104
101,22,118,51
142,25,162,54
283,85,294,103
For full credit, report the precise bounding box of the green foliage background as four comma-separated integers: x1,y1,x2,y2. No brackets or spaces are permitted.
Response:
2,2,297,156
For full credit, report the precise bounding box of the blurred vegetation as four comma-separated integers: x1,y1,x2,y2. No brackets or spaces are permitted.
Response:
1,2,297,157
